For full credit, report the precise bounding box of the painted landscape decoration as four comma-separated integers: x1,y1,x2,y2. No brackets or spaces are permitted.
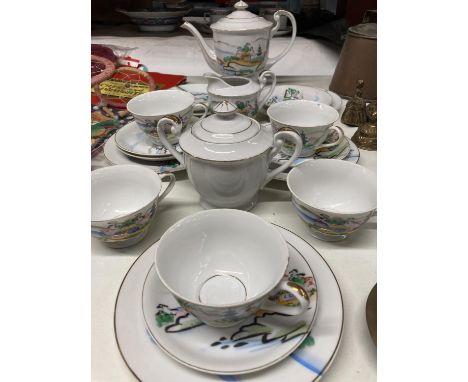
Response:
215,39,267,76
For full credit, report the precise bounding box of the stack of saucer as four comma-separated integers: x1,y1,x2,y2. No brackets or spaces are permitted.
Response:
268,125,360,181
103,120,189,174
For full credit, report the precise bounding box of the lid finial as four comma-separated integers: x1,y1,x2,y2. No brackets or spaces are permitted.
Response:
213,100,238,116
234,1,249,10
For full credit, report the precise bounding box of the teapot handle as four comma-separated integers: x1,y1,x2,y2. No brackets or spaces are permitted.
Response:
264,10,297,70
263,130,302,187
257,71,277,111
156,117,185,165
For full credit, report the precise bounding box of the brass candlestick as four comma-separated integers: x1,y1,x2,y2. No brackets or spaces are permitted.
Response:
351,102,377,151
341,80,367,126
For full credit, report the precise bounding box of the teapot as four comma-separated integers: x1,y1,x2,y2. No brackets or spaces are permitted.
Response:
156,101,302,210
181,1,297,77
204,71,276,117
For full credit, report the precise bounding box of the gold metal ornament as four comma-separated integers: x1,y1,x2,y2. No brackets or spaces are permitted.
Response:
341,80,367,126
351,102,377,151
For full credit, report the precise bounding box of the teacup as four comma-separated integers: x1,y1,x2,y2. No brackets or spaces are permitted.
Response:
267,100,343,157
126,89,208,146
91,165,176,248
155,209,310,327
287,159,377,241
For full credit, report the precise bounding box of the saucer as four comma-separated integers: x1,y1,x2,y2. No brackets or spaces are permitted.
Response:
271,138,359,181
141,246,318,375
103,133,185,174
115,121,182,161
263,85,333,109
115,225,343,382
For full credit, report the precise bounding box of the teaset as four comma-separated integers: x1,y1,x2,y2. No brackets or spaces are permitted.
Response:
93,1,376,376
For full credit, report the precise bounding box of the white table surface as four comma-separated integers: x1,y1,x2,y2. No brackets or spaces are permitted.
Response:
91,38,376,381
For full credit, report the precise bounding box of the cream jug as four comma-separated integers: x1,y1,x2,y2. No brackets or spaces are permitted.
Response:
204,71,276,117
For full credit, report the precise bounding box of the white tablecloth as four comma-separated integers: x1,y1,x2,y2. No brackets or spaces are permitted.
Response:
91,36,340,76
91,37,376,381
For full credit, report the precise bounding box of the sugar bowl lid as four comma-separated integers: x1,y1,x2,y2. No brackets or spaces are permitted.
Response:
179,101,273,161
211,1,273,32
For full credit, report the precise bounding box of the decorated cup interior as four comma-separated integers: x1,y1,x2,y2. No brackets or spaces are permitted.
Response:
127,89,195,120
91,165,162,222
287,159,377,215
155,209,289,307
267,100,339,129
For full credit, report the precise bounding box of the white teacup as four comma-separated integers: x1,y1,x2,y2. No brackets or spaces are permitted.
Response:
126,89,208,146
155,209,310,327
91,165,176,248
287,159,377,241
267,100,343,157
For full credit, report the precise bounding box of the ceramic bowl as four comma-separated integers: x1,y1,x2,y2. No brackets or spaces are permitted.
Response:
91,165,175,248
287,159,377,241
117,8,192,32
267,100,341,157
126,90,207,146
155,209,295,327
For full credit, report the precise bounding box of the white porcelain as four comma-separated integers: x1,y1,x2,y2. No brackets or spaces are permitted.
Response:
115,225,343,381
103,131,186,173
268,100,343,157
157,102,302,209
91,165,176,248
126,89,208,145
142,243,317,374
181,1,297,77
287,159,377,241
205,70,276,117
155,209,310,327
203,8,231,25
262,84,333,109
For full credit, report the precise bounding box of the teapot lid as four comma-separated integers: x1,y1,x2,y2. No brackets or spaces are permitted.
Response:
211,1,273,32
179,101,273,161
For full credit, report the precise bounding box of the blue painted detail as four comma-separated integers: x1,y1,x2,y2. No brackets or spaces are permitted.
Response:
289,353,322,375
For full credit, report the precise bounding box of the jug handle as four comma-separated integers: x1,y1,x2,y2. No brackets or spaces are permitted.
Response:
156,117,185,165
263,130,302,187
257,71,277,111
264,10,297,70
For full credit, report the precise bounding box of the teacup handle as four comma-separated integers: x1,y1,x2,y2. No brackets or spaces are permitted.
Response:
264,10,297,70
263,130,302,187
193,102,209,119
257,71,277,111
157,172,176,203
261,280,310,316
156,117,185,165
315,126,344,151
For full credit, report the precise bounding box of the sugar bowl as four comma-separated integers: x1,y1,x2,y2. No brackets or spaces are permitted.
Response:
157,101,302,210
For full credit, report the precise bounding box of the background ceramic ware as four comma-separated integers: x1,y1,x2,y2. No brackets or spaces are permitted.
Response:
181,1,297,77
117,6,192,32
205,70,276,117
156,101,302,210
91,165,175,248
203,7,231,25
287,160,377,241
126,89,208,146
154,209,310,327
267,100,343,157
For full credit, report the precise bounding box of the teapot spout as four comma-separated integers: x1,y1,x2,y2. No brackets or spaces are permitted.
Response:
181,22,219,72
